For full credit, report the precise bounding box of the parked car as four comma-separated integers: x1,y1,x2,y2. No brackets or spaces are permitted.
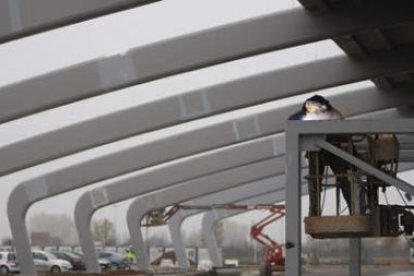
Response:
0,252,19,274
32,250,72,273
197,259,213,272
96,251,131,269
72,251,112,271
50,251,84,271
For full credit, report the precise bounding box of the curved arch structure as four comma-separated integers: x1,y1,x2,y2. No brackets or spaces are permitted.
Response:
0,0,160,44
74,135,283,272
201,189,297,266
8,88,413,274
0,8,409,124
3,3,414,275
200,153,414,267
101,108,412,271
2,17,414,175
126,175,292,270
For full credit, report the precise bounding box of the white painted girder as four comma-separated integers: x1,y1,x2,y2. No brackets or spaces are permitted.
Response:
74,135,284,272
83,118,414,271
127,176,288,270
2,58,414,177
166,109,414,266
1,11,414,175
201,159,414,267
201,188,296,266
0,0,159,43
125,108,412,269
8,88,413,275
1,8,409,123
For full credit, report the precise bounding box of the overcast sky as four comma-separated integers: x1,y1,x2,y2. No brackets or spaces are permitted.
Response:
0,0,412,244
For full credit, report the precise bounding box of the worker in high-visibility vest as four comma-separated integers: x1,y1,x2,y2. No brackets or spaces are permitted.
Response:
125,248,135,266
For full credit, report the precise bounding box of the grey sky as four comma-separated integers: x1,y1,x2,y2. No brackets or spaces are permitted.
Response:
0,0,411,244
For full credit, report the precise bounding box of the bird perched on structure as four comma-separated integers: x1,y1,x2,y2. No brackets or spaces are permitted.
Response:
288,95,343,121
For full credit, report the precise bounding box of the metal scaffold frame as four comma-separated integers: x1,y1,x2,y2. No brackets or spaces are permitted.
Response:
285,119,414,276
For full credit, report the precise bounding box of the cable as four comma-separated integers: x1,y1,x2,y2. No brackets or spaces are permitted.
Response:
395,186,408,206
339,207,348,215
383,189,390,206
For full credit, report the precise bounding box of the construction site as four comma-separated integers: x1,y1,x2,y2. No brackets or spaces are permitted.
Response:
0,0,414,276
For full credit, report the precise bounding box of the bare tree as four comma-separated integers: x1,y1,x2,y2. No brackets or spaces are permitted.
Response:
92,218,116,248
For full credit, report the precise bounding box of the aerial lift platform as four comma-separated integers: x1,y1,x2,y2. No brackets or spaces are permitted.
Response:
304,133,414,239
285,119,414,276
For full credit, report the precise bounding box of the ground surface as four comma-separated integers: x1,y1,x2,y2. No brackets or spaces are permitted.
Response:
238,265,414,276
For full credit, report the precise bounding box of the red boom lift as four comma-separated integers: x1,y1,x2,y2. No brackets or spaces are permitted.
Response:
249,204,285,275
142,203,286,276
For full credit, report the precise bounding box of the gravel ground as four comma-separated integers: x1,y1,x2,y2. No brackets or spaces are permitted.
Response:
238,265,414,276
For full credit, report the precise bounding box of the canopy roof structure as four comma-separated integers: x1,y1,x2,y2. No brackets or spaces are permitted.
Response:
300,0,414,89
1,1,413,276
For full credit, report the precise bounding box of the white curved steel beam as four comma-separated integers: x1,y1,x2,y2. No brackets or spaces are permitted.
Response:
125,107,413,269
8,89,412,275
202,158,414,267
0,8,409,124
74,135,283,272
0,0,159,44
127,175,289,270
201,188,297,266
2,53,414,176
166,109,414,266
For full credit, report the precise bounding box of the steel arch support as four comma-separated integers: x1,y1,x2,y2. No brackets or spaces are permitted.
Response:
8,89,412,274
200,189,295,266
169,124,414,270
74,136,284,273
1,56,414,175
0,8,411,123
201,159,414,267
203,165,414,268
0,0,160,44
127,176,287,270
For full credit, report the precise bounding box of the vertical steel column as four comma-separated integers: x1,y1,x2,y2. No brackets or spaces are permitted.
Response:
285,123,302,276
168,210,189,270
203,209,228,266
349,238,361,276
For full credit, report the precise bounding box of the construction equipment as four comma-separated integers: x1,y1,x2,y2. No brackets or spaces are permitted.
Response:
142,203,286,276
249,205,285,276
304,133,414,239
